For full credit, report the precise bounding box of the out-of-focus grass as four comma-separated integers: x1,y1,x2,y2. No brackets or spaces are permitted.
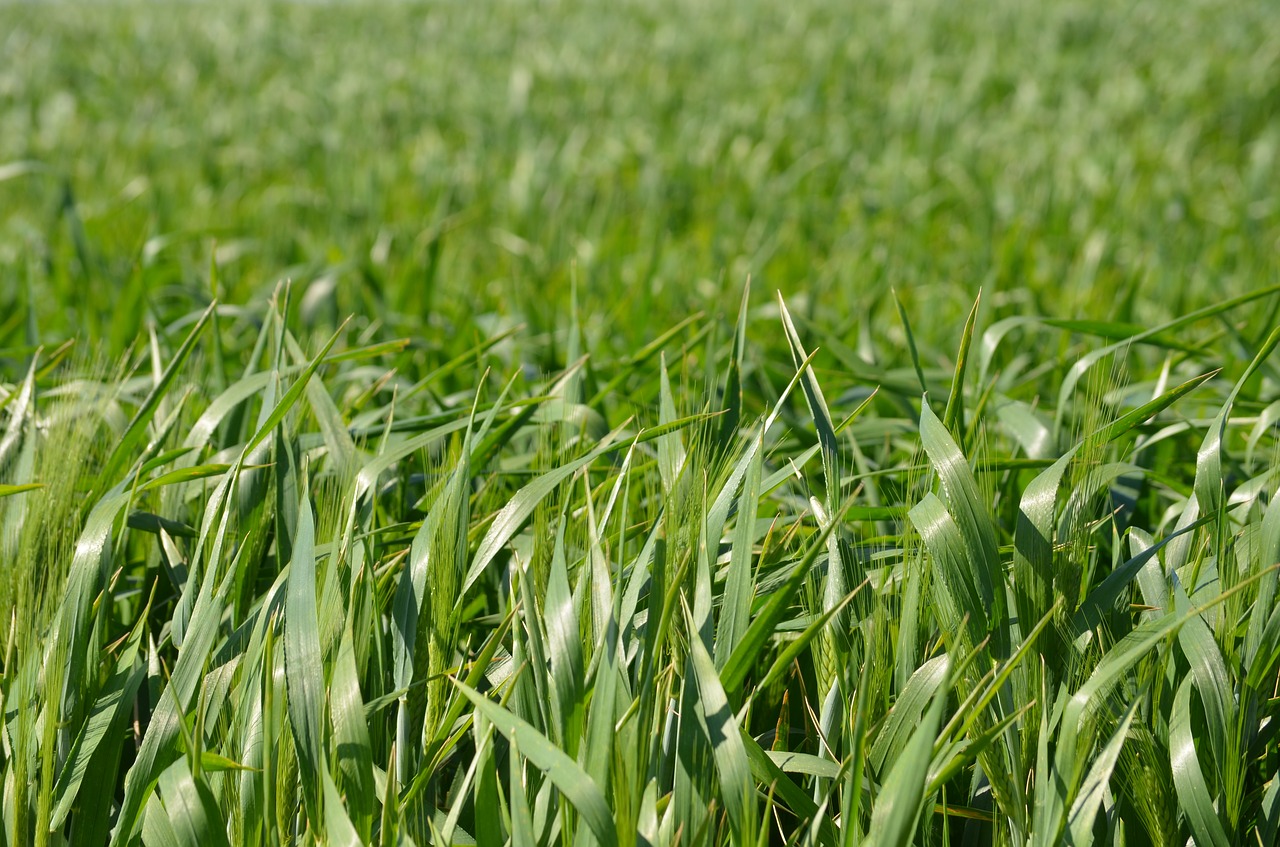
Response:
3,0,1279,354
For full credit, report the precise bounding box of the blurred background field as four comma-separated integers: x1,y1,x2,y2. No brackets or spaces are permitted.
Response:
3,0,1279,356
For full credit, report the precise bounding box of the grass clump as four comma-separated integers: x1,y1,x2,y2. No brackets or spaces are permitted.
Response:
2,0,1280,845
0,284,1277,846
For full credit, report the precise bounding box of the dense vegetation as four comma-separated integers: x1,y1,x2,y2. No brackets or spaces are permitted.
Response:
1,1,1279,845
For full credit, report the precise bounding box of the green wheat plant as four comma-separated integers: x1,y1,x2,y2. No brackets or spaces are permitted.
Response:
0,278,1278,845
2,0,1280,844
